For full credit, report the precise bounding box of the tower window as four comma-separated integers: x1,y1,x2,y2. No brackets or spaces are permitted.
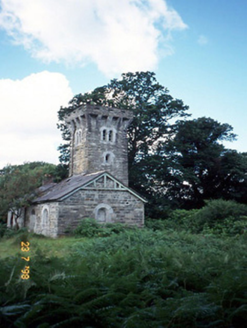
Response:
105,154,110,163
100,127,116,143
108,130,113,142
102,129,107,141
103,151,114,165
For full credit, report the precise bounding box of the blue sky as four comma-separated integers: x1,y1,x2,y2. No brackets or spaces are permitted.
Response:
0,0,246,169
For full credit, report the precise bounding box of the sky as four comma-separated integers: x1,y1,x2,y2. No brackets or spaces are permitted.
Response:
0,0,246,169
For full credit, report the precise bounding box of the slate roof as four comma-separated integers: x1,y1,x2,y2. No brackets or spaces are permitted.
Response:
33,171,104,203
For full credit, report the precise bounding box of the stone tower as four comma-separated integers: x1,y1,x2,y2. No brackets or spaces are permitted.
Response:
65,105,133,186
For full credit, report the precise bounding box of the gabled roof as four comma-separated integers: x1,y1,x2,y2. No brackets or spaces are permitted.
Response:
33,171,147,203
33,171,104,203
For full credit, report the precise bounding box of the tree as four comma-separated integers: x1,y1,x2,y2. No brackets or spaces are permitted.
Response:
58,72,246,216
0,162,63,223
164,117,247,208
57,71,190,217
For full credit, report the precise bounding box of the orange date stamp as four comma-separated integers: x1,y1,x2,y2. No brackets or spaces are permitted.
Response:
20,241,30,280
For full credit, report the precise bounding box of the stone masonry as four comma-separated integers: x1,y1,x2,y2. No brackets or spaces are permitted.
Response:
65,105,133,186
20,105,146,237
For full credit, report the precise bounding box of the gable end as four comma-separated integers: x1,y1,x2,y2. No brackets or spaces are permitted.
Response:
59,172,147,203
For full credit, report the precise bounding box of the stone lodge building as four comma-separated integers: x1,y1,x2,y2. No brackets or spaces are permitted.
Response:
8,105,146,237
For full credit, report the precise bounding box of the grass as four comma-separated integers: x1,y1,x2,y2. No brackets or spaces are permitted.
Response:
0,234,88,259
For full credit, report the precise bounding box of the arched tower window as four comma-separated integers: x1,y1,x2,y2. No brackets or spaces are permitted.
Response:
108,130,113,142
103,152,114,165
102,129,107,141
100,127,116,143
105,154,110,163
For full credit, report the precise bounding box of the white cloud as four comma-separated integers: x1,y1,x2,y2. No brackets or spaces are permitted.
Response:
198,35,208,46
0,0,187,76
0,71,73,169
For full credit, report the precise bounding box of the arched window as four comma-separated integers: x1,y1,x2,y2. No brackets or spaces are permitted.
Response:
105,153,111,164
103,152,114,165
102,129,107,141
94,203,114,223
100,127,116,143
97,208,107,222
41,206,49,235
108,130,113,142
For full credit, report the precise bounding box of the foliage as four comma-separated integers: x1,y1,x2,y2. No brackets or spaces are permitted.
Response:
0,162,65,222
0,229,247,327
146,200,247,237
194,199,247,236
73,218,134,237
0,223,6,238
57,72,247,214
164,117,247,208
0,227,29,240
146,209,200,233
202,217,247,236
57,71,190,216
195,199,247,225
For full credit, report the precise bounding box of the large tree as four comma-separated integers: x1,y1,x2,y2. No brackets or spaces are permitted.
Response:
57,71,190,216
164,117,247,208
58,72,247,216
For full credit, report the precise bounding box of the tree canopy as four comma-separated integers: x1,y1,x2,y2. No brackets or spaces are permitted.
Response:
58,71,190,165
57,71,247,217
163,117,247,208
0,162,65,222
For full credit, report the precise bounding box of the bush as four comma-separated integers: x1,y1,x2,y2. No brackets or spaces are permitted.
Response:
195,199,247,236
73,218,131,237
145,218,167,231
1,227,29,240
196,199,247,225
202,216,247,236
0,223,7,238
146,201,247,237
168,209,200,232
146,210,200,233
11,230,30,245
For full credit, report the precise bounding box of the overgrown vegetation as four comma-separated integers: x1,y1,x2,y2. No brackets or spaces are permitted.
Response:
0,225,247,327
73,218,137,237
1,201,247,327
145,199,247,237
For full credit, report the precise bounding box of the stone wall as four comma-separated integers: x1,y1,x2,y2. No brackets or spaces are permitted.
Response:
25,203,59,238
65,105,133,186
57,188,144,235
